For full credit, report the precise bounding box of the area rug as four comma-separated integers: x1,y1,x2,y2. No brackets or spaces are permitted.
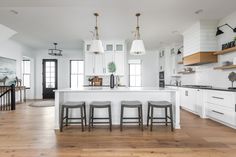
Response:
29,100,55,107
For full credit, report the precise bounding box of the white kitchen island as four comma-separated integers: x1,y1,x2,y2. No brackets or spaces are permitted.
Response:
54,87,180,130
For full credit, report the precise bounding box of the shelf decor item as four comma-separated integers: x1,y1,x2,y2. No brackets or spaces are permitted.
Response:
228,72,236,89
108,62,116,89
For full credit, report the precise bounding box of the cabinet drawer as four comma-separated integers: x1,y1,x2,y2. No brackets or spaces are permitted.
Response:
206,103,235,126
206,91,235,109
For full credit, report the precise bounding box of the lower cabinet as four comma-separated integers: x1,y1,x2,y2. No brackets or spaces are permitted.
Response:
205,90,236,127
180,88,236,128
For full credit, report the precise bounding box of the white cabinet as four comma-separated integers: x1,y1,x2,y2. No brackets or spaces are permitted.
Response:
114,52,125,75
84,40,125,76
196,89,204,117
180,88,196,113
84,53,94,75
205,90,236,127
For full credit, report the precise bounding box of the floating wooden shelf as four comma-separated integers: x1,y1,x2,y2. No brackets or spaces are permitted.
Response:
177,71,195,74
177,61,183,64
214,65,236,70
213,47,236,55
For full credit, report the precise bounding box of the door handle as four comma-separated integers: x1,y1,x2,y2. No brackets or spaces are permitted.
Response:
212,96,224,100
212,110,224,115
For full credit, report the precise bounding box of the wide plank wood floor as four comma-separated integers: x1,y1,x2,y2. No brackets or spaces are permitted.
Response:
0,101,236,157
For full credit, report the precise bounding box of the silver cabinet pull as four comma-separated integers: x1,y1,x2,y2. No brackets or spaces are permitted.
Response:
212,110,224,115
212,96,224,100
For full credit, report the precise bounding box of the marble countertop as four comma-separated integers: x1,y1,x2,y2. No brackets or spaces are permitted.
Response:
54,87,178,92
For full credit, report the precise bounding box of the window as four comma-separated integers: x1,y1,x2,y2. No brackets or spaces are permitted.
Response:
22,60,30,88
129,60,141,87
70,60,84,88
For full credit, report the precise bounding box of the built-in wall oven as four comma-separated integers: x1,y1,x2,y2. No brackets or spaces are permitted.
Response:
159,71,165,88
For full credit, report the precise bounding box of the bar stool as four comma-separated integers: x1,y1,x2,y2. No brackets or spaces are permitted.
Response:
120,101,143,131
147,101,174,131
89,101,112,132
60,101,86,132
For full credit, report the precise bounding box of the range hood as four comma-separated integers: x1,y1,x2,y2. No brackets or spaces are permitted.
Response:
183,20,218,66
183,52,217,66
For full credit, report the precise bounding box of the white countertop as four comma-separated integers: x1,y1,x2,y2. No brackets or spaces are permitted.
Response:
54,87,178,92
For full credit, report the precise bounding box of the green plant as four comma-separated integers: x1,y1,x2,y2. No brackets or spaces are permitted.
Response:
234,36,236,41
108,62,116,73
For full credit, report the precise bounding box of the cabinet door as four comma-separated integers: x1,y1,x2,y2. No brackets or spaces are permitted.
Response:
115,42,124,52
114,52,125,75
85,53,94,75
104,42,114,53
94,54,104,75
104,52,115,75
84,41,92,53
196,89,203,116
187,89,196,112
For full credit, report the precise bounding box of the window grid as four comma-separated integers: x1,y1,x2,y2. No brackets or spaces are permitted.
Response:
70,60,84,88
22,60,31,88
129,63,141,87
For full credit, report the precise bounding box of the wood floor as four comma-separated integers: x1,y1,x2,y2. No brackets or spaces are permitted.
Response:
0,102,236,157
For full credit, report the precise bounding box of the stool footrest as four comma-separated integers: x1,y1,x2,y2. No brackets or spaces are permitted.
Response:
122,117,141,119
91,117,111,120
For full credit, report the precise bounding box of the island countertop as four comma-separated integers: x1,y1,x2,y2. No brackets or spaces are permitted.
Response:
54,86,180,130
54,87,178,92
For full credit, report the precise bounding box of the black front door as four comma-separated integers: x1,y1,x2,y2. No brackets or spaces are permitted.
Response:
42,59,58,99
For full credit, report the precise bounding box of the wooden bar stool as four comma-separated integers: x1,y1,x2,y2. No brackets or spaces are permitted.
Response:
89,101,112,132
120,101,143,131
60,101,86,132
147,101,174,131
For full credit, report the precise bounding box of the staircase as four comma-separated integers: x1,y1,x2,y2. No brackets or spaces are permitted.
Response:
0,84,15,111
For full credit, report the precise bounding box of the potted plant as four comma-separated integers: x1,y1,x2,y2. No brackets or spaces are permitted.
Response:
108,62,116,88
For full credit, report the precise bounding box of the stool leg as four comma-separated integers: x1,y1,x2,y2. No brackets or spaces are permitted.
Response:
138,107,141,126
150,106,154,131
80,106,84,132
83,103,87,126
91,107,94,127
120,106,123,131
147,103,150,126
140,106,143,131
165,107,168,126
65,108,69,126
89,106,92,132
60,106,64,132
109,106,112,132
169,106,174,132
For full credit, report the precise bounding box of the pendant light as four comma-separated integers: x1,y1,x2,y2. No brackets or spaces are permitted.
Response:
130,13,146,55
90,13,104,54
48,43,63,56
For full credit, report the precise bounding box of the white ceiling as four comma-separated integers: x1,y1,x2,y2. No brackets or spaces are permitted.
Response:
0,0,236,50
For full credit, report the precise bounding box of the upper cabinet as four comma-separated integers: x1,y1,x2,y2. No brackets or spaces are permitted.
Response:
84,40,126,76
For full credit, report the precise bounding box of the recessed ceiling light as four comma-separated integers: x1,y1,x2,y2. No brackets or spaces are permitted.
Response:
10,10,18,15
195,9,203,15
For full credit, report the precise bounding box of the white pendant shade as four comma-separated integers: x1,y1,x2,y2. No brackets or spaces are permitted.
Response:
130,39,146,55
90,39,104,54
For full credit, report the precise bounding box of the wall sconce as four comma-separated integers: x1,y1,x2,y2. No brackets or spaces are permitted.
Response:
216,23,236,36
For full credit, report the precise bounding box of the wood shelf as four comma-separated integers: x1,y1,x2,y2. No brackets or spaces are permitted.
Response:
213,47,236,55
177,71,195,74
214,65,236,70
177,61,183,64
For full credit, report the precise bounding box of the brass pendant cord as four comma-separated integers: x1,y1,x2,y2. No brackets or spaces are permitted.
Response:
136,13,141,39
94,13,99,40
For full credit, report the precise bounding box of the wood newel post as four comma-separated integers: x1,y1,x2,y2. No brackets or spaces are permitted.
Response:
11,84,15,110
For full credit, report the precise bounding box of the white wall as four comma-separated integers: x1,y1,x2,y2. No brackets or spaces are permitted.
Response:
176,11,236,88
34,49,84,99
0,39,35,99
